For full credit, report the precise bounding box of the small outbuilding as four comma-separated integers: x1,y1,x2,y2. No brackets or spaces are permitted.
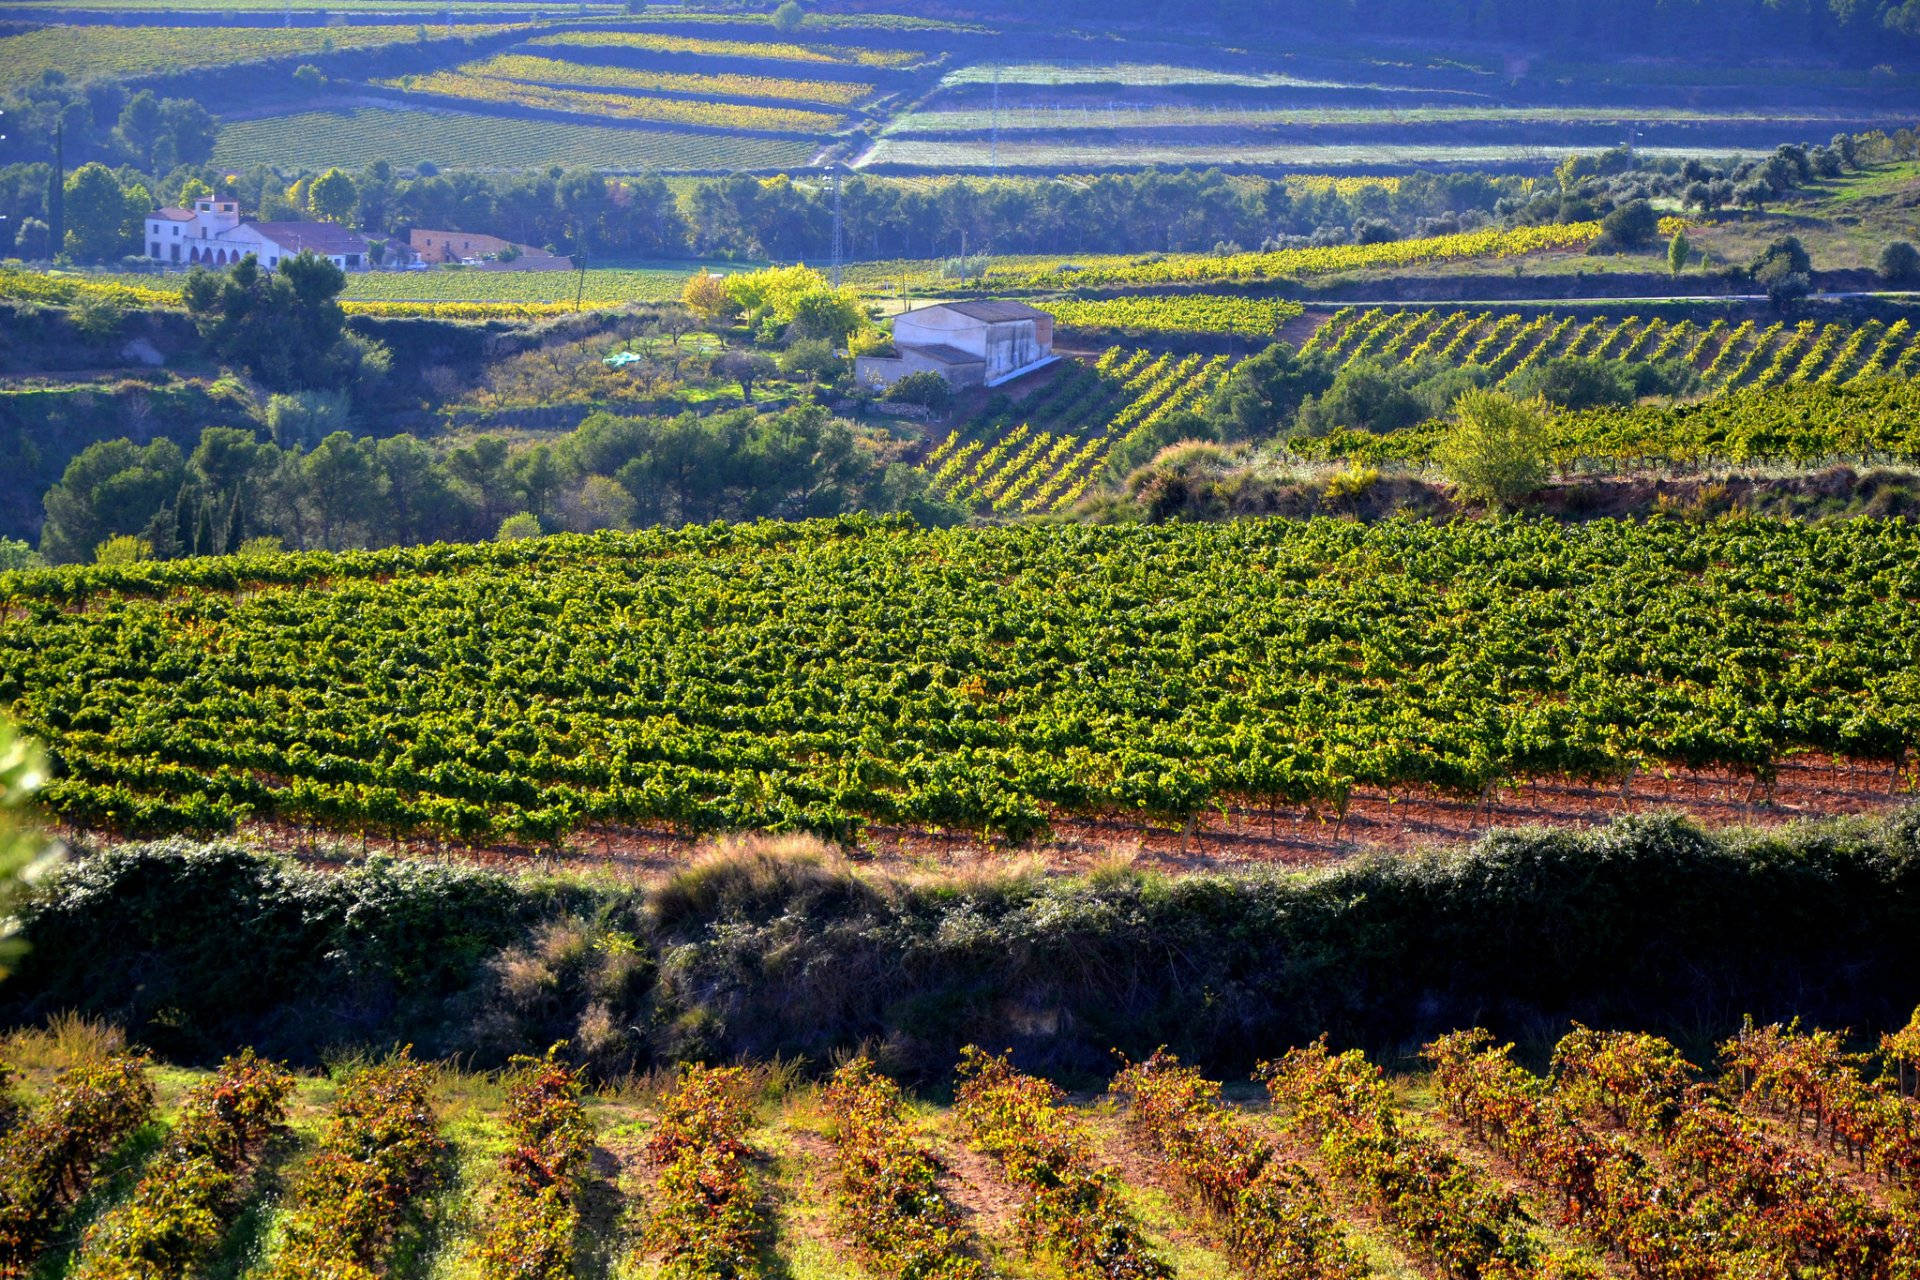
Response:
857,299,1056,392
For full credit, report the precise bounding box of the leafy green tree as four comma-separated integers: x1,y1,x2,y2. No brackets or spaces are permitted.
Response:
375,435,462,544
94,534,154,564
1206,343,1333,440
266,389,351,448
1879,240,1920,284
182,252,380,393
882,371,953,411
292,64,325,93
302,431,382,549
40,438,186,564
158,98,218,168
62,162,142,261
779,338,842,384
556,475,635,533
307,168,358,224
785,288,866,344
1296,361,1426,437
1597,199,1658,251
1751,235,1812,278
1667,230,1691,277
0,540,39,572
1507,357,1637,410
1434,389,1550,507
771,1,805,31
714,349,778,400
1751,236,1814,312
115,90,165,170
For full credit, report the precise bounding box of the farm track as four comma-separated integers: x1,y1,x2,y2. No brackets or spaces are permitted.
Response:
198,752,1917,878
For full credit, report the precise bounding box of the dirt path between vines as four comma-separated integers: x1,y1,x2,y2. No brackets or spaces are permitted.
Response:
217,751,1916,879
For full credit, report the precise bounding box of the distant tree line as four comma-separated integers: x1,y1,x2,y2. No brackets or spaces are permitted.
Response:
5,110,1917,265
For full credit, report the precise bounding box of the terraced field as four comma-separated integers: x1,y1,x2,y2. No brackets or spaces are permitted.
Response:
458,52,876,106
861,56,1916,172
1303,306,1920,394
375,69,846,133
526,28,925,69
0,20,525,89
924,346,1234,513
211,106,815,173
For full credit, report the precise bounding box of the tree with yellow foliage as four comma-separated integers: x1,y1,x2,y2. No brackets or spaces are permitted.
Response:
681,269,734,324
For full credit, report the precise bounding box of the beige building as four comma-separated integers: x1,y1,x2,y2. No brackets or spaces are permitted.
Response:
857,300,1056,391
408,229,572,271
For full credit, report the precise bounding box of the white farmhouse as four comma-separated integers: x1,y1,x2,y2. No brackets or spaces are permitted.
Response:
856,300,1056,392
144,197,371,271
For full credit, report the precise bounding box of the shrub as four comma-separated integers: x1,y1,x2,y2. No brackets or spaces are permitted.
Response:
883,370,954,411
496,512,542,542
1434,388,1550,506
1597,199,1659,252
1880,240,1920,284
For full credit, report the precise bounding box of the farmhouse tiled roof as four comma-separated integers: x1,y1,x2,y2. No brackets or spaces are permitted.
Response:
152,206,197,221
249,221,370,255
941,299,1052,323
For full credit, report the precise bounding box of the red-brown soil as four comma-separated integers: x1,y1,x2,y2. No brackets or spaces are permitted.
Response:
186,751,1911,879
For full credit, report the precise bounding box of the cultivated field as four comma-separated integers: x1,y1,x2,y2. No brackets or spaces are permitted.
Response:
10,1012,1920,1280
210,106,817,173
0,21,526,89
4,517,1919,860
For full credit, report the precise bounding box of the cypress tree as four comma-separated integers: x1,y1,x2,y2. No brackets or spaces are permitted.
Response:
174,487,195,556
224,493,243,554
195,504,216,560
47,119,64,260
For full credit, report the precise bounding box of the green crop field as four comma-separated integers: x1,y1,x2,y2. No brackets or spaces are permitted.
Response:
0,0,615,9
886,104,1892,133
212,106,817,173
940,60,1432,90
1301,307,1920,397
0,22,529,89
5,515,1920,846
526,29,923,68
343,266,700,304
857,136,1763,170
